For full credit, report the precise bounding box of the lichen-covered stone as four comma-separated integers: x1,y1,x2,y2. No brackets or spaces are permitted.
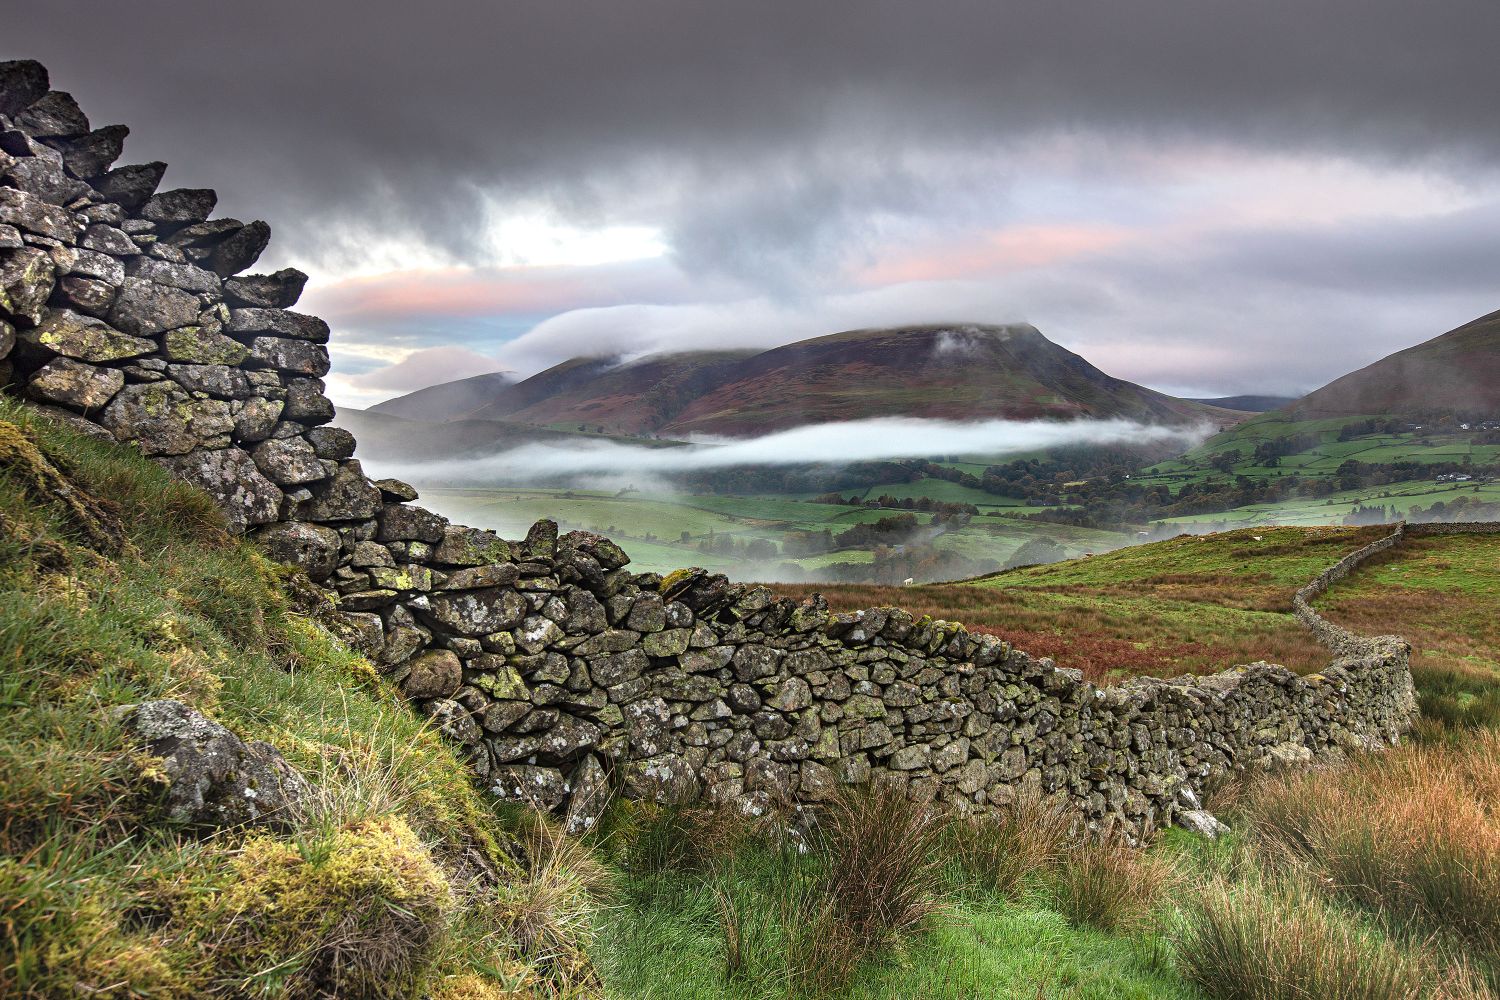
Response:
1,246,56,325
26,356,123,411
250,436,329,486
255,520,342,580
403,650,462,700
125,699,308,830
25,309,154,362
100,382,234,455
108,277,200,336
156,447,282,532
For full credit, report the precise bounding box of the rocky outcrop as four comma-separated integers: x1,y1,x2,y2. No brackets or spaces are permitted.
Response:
124,699,309,830
0,59,1422,838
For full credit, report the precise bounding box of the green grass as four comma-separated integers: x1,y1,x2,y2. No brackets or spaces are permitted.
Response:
0,401,601,999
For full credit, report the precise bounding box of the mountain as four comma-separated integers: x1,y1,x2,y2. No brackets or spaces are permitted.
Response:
466,350,759,434
1188,395,1300,413
368,371,514,421
384,324,1234,436
1285,308,1500,418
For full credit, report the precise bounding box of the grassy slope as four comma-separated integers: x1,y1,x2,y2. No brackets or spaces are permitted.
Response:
0,401,601,999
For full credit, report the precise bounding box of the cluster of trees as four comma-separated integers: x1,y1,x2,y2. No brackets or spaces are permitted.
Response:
693,530,780,560
812,493,979,515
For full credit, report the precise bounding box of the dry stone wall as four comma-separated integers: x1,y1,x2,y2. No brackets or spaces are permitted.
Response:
0,60,1420,837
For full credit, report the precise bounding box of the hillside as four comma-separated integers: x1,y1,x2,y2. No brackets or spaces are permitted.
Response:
1286,308,1500,418
367,370,514,421
381,324,1237,436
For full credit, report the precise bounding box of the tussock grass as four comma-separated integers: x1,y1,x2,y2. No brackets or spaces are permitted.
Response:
1047,831,1180,933
1177,875,1494,1000
1244,735,1500,972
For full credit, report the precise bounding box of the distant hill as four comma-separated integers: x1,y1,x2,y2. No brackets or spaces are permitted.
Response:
383,324,1235,436
1286,308,1500,419
368,371,515,422
1188,394,1299,413
333,407,680,466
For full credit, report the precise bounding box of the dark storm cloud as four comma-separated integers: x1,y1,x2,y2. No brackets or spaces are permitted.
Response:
7,0,1500,277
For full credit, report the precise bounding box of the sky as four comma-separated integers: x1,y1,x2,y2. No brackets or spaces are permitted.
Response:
8,2,1500,410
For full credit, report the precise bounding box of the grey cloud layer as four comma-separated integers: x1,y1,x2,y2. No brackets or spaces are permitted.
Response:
9,1,1500,274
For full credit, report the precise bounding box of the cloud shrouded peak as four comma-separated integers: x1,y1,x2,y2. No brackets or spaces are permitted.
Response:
9,2,1499,402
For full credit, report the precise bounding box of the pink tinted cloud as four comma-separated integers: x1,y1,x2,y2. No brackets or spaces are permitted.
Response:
856,223,1133,287
347,346,512,392
301,259,686,329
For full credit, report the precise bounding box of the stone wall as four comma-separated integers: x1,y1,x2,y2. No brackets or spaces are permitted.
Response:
0,60,1422,837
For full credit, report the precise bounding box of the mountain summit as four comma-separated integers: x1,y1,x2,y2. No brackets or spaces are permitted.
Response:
374,324,1230,435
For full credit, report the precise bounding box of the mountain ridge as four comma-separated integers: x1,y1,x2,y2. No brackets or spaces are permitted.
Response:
377,323,1237,436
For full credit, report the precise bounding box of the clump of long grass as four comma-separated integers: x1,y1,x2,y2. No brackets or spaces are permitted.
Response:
940,791,1071,900
1245,733,1500,968
1177,875,1494,1000
1047,830,1180,932
813,783,943,958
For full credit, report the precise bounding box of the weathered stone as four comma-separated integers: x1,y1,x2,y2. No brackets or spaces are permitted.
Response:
375,478,419,502
223,268,308,308
369,564,436,592
59,247,125,284
403,650,462,700
306,425,356,459
229,307,329,343
627,592,667,632
490,765,569,809
295,460,382,521
55,124,129,178
0,246,56,324
255,520,342,580
13,91,90,138
126,256,221,294
25,310,153,362
0,319,13,361
51,274,116,316
0,60,50,118
442,562,520,590
3,155,90,204
378,503,448,543
422,587,528,636
141,188,217,226
203,219,270,276
91,161,167,211
282,378,336,424
156,447,282,532
167,364,252,399
100,383,234,455
161,326,250,365
766,677,813,713
247,336,330,376
642,628,692,658
562,755,610,835
26,356,123,411
125,699,308,830
108,277,200,336
434,525,513,566
250,436,328,486
520,519,558,561
232,398,283,443
79,224,137,255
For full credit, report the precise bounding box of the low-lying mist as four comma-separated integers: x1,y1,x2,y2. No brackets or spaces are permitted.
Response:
362,416,1212,489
